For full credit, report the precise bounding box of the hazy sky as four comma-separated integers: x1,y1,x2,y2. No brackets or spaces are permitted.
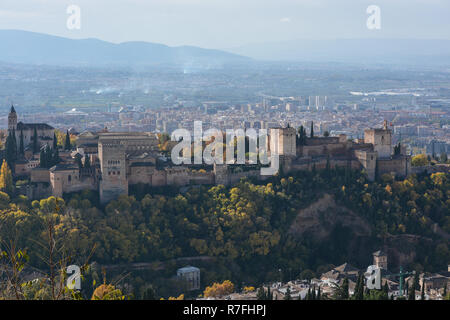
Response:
0,0,449,48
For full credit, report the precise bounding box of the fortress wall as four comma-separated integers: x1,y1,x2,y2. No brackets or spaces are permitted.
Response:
31,169,50,183
188,172,215,185
152,170,167,186
24,183,52,200
299,143,347,157
228,170,260,185
166,168,190,186
61,177,97,195
306,137,339,146
378,157,409,177
128,166,154,185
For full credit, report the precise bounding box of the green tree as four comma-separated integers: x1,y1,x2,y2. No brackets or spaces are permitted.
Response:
411,154,428,167
310,121,314,138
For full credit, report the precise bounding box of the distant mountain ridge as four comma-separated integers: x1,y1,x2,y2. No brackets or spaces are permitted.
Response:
229,38,450,65
0,30,250,67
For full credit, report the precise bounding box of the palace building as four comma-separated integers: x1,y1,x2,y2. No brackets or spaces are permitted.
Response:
6,108,415,203
8,105,55,153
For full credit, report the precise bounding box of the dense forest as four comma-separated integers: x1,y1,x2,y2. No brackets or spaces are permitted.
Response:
0,166,449,299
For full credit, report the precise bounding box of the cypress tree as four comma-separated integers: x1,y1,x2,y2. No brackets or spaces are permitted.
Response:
65,130,71,150
354,273,364,300
53,148,60,165
298,125,308,146
84,154,91,168
5,131,17,169
256,287,265,300
310,121,314,138
40,148,47,168
421,283,425,300
19,129,24,157
342,278,349,300
75,153,83,169
45,144,52,167
53,131,58,150
408,284,415,300
32,127,39,153
12,129,17,156
383,282,389,299
284,287,292,300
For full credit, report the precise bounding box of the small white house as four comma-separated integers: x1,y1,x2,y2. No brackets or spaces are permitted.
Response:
177,266,201,291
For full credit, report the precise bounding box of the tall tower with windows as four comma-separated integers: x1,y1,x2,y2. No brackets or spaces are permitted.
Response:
8,105,17,132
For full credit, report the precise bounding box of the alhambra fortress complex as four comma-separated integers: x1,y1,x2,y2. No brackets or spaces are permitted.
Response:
8,107,415,204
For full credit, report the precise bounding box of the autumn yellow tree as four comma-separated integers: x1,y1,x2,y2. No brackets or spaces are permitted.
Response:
0,160,13,195
91,284,125,300
203,280,234,298
411,154,429,167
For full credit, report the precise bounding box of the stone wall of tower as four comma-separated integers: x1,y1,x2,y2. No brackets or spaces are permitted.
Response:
99,139,128,204
377,155,411,178
50,170,96,198
364,129,392,159
270,127,297,157
355,150,377,181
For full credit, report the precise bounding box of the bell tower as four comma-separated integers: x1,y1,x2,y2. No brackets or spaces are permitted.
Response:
8,105,17,132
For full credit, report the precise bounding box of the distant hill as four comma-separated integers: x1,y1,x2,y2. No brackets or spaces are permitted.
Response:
0,30,251,67
229,38,450,66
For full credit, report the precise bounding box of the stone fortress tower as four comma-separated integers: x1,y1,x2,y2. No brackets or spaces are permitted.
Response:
8,105,17,131
364,120,392,159
98,135,128,204
270,125,297,157
373,250,388,270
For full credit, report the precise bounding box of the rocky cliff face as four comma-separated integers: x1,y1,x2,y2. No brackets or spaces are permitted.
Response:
289,193,371,240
